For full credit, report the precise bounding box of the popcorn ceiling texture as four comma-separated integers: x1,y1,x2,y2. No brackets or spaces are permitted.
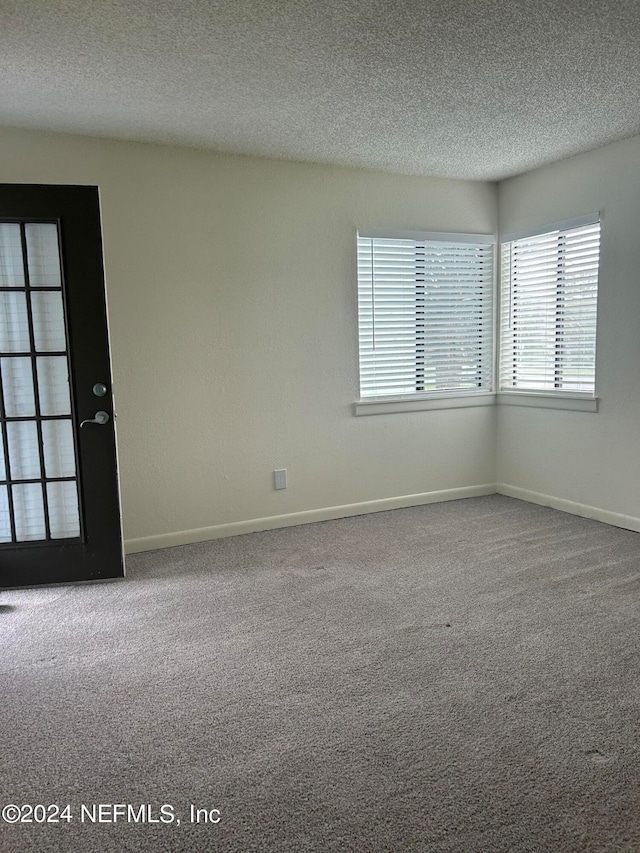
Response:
2,0,640,179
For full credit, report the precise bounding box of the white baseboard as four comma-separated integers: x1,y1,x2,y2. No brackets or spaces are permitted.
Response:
497,483,640,535
124,483,497,554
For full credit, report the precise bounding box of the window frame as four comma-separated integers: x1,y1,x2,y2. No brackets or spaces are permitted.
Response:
355,229,496,416
498,213,601,412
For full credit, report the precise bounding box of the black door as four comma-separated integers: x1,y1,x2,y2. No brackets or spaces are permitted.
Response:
0,185,123,587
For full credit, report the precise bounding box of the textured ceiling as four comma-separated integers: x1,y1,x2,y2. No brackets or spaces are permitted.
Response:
2,0,640,180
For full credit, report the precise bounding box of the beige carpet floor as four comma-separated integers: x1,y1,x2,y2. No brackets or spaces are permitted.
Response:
1,495,639,852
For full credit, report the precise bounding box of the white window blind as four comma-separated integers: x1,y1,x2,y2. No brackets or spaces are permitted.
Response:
357,233,494,400
500,218,600,394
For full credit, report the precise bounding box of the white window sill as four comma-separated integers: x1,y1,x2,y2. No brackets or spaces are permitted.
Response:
497,391,599,412
354,393,496,416
354,391,599,415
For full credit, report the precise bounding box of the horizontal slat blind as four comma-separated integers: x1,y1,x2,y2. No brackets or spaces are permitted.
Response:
357,235,494,399
500,220,600,393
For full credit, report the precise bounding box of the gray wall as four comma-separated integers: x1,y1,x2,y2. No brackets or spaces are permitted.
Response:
3,123,638,549
498,134,640,526
0,126,498,550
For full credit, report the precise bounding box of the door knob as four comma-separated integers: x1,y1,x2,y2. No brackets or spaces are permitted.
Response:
80,410,110,428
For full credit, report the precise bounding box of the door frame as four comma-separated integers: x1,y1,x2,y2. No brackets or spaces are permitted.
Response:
0,184,124,588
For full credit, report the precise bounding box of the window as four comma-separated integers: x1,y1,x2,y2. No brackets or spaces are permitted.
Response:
356,231,494,403
500,215,600,396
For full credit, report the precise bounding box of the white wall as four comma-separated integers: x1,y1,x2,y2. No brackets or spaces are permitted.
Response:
0,126,497,549
498,134,640,527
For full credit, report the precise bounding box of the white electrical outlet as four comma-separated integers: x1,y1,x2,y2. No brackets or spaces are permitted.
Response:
274,468,287,490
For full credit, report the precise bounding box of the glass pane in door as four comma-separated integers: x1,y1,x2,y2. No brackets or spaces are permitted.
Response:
0,220,81,543
0,224,25,287
1,358,36,417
